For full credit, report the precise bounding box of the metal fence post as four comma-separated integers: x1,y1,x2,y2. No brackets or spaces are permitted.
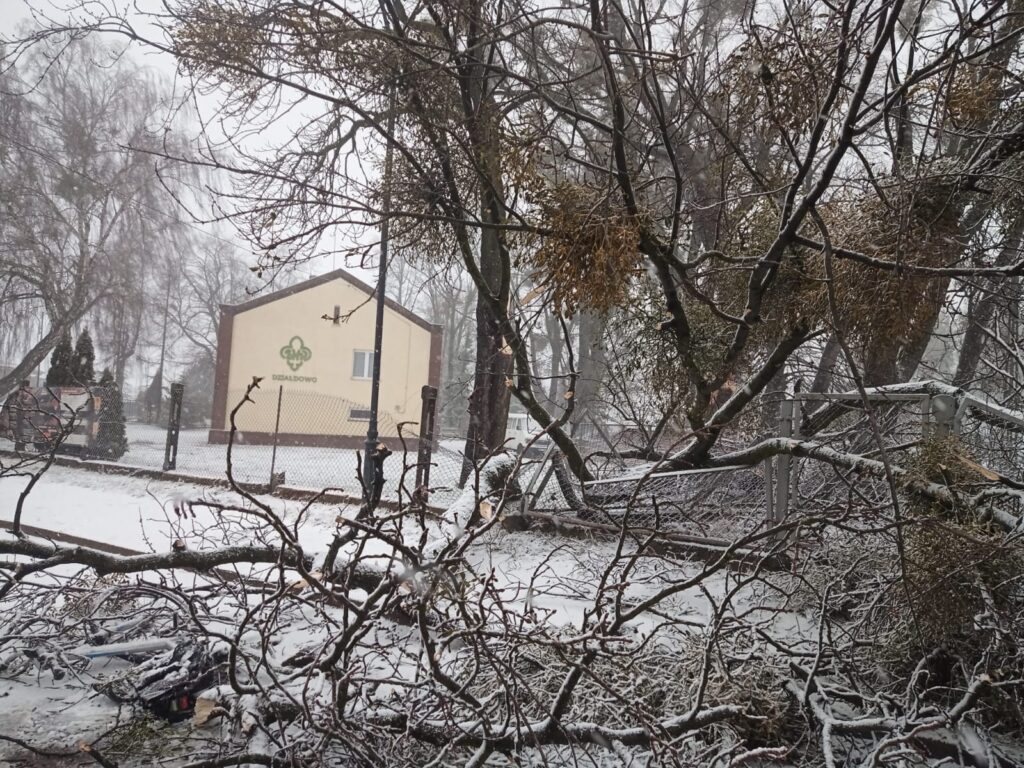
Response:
919,394,932,439
930,393,956,438
269,385,284,491
162,382,184,471
773,397,796,524
415,385,438,500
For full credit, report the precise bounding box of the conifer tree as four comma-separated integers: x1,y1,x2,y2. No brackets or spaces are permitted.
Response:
70,328,95,385
45,332,74,387
144,365,164,422
95,367,128,460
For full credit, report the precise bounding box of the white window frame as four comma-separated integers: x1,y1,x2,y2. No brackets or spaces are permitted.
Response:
352,350,375,380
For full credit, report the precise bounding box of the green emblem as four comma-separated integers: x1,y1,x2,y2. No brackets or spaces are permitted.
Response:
280,336,312,371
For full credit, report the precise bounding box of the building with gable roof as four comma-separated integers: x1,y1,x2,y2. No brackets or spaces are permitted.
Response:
209,268,441,448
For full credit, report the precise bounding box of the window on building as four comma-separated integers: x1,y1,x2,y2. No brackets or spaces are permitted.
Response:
352,350,374,379
350,408,372,421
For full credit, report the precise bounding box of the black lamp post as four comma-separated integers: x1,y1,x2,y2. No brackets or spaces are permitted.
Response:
362,93,395,497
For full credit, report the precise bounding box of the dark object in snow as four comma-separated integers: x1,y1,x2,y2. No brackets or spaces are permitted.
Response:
500,513,531,532
94,368,128,460
366,442,392,508
95,638,226,722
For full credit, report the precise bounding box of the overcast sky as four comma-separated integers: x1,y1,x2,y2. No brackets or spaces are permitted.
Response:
2,0,381,289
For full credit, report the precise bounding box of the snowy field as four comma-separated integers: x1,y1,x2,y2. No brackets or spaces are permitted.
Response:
0,464,667,630
0,464,611,615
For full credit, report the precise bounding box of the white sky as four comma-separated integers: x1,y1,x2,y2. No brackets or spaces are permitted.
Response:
1,0,380,287
1,0,391,389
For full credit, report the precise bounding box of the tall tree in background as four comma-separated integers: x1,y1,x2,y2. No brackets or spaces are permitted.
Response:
168,241,248,368
0,34,190,395
170,240,249,424
70,328,95,385
29,0,1024,478
44,332,73,387
143,365,163,423
95,367,127,459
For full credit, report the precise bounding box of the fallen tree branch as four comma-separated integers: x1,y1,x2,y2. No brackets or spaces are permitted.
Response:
0,532,389,595
704,437,1024,531
371,703,745,749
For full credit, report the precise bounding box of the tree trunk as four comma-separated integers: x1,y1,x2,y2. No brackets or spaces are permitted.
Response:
460,50,512,481
895,278,952,382
862,341,900,387
953,229,1024,387
570,311,606,434
461,227,512,483
810,336,841,393
546,313,563,405
0,318,76,395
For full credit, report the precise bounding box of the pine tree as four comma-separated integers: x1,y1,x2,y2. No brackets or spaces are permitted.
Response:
144,365,164,422
45,332,74,387
71,328,95,385
95,368,128,460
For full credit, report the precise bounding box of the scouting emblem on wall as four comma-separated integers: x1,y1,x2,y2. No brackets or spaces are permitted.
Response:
280,336,312,371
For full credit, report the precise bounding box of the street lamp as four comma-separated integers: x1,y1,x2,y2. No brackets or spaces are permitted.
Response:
362,90,395,499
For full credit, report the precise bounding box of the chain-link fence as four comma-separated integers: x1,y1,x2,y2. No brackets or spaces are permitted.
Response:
786,393,933,519
13,379,1023,531
514,411,774,539
162,384,471,504
1,381,469,508
0,384,124,458
955,397,1024,481
542,393,938,540
575,464,772,540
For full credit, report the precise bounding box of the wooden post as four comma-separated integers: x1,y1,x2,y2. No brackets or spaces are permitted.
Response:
773,397,796,523
415,385,438,500
162,383,184,471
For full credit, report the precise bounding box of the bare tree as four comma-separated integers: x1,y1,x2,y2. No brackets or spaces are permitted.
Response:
0,34,190,395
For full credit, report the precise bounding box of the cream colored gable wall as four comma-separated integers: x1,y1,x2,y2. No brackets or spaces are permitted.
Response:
223,277,431,436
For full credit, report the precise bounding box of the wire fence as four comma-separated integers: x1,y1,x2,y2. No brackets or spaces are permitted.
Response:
576,464,772,541
956,398,1024,480
10,380,1024,537
1,382,469,508
787,393,933,519
557,393,950,541
171,384,472,505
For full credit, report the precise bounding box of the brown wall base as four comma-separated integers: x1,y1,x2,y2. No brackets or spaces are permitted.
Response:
206,429,422,453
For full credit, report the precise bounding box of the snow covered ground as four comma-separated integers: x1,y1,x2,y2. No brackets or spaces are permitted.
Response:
0,463,813,765
0,464,653,621
0,464,349,556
